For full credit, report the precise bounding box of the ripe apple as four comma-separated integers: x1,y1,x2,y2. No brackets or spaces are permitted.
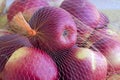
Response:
28,7,77,52
0,34,32,72
7,0,49,22
60,0,100,28
53,47,107,80
92,37,120,74
2,47,58,80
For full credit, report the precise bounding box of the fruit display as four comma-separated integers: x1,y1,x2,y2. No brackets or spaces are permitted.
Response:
0,0,120,80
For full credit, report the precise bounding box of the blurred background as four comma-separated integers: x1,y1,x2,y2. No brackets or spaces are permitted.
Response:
5,0,120,9
91,0,120,33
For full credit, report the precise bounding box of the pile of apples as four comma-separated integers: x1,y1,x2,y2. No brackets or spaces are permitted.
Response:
0,0,120,80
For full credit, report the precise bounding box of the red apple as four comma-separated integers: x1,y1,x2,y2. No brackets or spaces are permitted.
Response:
54,47,107,80
28,7,77,52
0,34,32,72
7,0,49,22
92,37,120,74
2,47,58,80
60,0,100,28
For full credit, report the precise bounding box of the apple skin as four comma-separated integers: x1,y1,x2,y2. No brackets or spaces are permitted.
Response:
76,27,120,47
2,47,58,80
87,28,120,46
60,0,100,28
7,0,49,22
92,37,120,74
53,47,107,80
0,34,33,72
28,7,77,52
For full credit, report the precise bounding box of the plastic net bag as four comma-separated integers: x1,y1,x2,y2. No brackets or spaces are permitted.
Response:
0,0,120,80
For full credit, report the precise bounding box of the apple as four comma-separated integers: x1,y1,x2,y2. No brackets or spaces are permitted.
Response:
2,47,58,80
53,47,107,80
0,34,32,72
6,7,77,52
27,7,77,52
7,0,49,22
92,37,120,74
60,0,100,28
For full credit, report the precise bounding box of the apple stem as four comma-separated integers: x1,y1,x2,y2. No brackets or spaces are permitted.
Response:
11,12,36,36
